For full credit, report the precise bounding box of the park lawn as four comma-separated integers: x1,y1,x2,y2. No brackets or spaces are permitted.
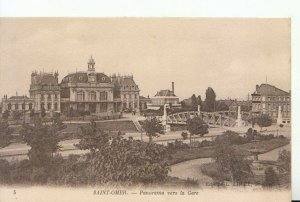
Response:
61,120,138,133
233,138,290,155
169,138,290,165
169,146,215,165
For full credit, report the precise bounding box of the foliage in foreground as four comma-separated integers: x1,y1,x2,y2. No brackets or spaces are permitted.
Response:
214,142,253,186
0,120,170,186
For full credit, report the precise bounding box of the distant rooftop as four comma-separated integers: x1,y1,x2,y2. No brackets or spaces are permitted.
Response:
252,83,290,96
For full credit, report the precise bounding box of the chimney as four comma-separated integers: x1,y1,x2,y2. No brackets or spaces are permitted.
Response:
172,82,175,95
256,85,259,91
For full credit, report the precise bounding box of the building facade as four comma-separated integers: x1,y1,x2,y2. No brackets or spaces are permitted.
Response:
139,95,151,111
251,84,291,124
111,74,140,112
60,57,121,115
147,82,181,110
1,95,34,113
29,71,61,112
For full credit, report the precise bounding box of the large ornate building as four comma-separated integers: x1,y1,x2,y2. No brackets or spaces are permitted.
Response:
60,57,122,115
29,71,61,112
111,74,140,112
251,83,291,124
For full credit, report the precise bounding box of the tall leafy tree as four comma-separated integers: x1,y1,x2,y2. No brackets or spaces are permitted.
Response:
21,120,63,167
197,95,202,107
214,143,253,185
141,117,164,143
256,114,272,131
204,87,216,112
187,117,209,145
191,94,198,110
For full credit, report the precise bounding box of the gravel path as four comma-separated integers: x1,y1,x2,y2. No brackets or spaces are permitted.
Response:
169,158,214,185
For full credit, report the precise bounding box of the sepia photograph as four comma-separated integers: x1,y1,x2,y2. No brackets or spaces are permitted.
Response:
0,5,297,201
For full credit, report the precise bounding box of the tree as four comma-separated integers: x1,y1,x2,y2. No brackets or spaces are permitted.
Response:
263,166,279,187
204,87,216,112
214,143,253,185
21,121,62,167
191,94,198,110
256,114,272,131
30,109,35,118
277,149,291,172
12,111,22,120
2,110,9,120
141,117,164,143
197,95,202,107
216,101,229,111
41,107,46,118
0,120,12,148
77,122,169,185
187,117,209,145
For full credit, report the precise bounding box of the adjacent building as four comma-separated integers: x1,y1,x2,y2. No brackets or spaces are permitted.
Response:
60,56,122,115
29,71,61,112
111,74,140,112
139,95,151,111
147,82,181,110
251,83,291,124
1,94,34,113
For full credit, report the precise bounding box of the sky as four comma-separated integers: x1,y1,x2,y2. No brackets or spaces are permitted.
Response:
0,18,291,100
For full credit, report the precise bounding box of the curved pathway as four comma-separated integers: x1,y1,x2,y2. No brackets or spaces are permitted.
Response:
169,158,213,185
259,144,290,161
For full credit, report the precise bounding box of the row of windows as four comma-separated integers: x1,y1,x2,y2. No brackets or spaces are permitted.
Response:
76,91,108,101
252,96,290,102
41,102,58,111
123,85,138,90
40,94,59,99
253,103,290,111
123,102,138,109
123,94,138,99
8,103,33,110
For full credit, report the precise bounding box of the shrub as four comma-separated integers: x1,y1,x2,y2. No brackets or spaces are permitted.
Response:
263,166,279,187
181,132,188,140
0,159,11,184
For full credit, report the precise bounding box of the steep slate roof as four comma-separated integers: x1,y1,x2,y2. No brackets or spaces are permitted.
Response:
111,76,138,87
61,72,111,84
33,73,58,85
155,90,176,97
252,84,290,96
8,95,30,100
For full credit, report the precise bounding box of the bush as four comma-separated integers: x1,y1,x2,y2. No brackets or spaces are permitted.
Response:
263,166,279,187
215,130,247,145
0,159,11,184
181,132,188,140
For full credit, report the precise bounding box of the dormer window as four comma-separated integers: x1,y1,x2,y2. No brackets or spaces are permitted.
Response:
102,77,106,81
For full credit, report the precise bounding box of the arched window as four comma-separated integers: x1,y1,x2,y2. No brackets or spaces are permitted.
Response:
15,103,19,110
29,103,33,110
41,102,45,109
47,103,51,110
77,91,85,101
54,103,58,111
90,91,96,101
8,103,12,110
